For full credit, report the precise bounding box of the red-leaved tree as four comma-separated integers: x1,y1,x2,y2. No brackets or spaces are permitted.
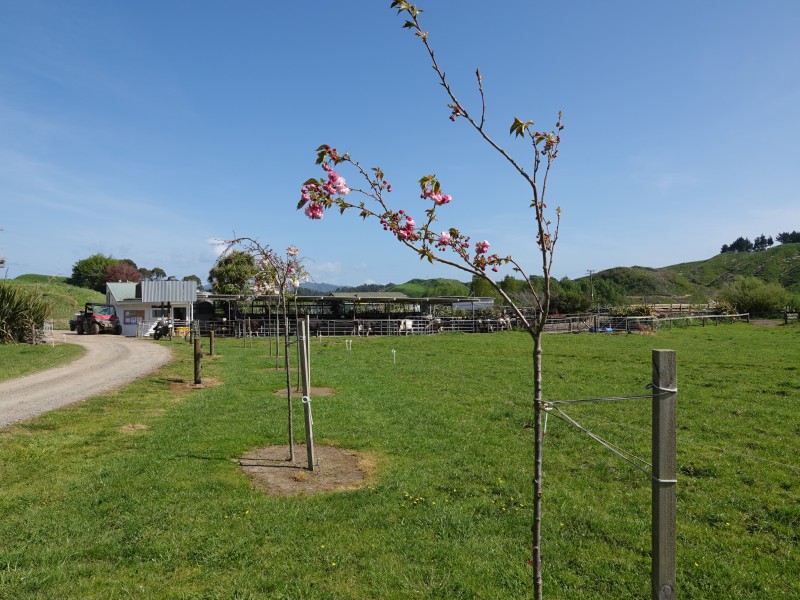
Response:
297,3,563,596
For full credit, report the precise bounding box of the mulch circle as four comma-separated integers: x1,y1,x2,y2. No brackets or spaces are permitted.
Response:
239,444,377,496
170,377,223,391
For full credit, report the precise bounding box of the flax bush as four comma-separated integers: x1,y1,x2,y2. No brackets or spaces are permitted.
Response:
0,281,52,343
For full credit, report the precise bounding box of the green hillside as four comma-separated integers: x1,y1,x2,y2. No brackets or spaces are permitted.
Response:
386,278,470,297
591,266,705,301
5,274,105,327
668,243,800,293
581,243,800,303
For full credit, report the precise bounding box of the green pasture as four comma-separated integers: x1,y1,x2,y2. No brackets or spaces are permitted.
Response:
0,342,84,383
0,324,797,598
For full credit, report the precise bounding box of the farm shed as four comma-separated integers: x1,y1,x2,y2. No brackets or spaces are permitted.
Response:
107,281,197,336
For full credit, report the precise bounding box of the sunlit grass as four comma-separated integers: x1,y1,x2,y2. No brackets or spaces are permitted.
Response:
0,324,797,598
0,342,84,382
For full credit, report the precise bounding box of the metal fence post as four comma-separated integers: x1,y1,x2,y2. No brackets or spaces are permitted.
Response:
298,320,316,471
652,349,677,599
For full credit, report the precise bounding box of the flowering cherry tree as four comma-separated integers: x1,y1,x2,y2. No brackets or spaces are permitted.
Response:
297,3,563,596
219,237,309,462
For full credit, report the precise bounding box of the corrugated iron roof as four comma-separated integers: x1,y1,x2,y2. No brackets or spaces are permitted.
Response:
141,280,198,303
330,292,409,299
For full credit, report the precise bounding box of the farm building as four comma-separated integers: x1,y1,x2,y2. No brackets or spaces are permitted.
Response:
105,282,501,337
106,281,198,337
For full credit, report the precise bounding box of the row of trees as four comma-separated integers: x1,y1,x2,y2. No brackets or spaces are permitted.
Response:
470,274,626,313
721,235,773,253
68,249,297,297
67,253,201,294
720,230,799,254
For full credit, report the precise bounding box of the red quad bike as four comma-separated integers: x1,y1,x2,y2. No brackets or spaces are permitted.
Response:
75,303,122,335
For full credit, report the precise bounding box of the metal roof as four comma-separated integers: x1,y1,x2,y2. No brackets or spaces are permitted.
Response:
106,282,138,303
141,280,198,303
330,291,409,300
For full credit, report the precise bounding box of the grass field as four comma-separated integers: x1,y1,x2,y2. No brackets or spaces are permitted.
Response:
0,324,797,598
0,342,85,383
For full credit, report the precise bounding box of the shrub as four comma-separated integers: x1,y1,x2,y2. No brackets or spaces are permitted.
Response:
609,304,655,317
719,276,789,315
0,282,52,343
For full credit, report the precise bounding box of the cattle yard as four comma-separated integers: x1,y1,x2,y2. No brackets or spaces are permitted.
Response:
140,295,749,338
146,293,741,338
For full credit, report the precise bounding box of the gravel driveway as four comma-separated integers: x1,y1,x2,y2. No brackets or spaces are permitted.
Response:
0,331,172,429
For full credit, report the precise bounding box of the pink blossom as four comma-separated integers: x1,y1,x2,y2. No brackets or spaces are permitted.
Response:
324,169,350,196
287,245,299,257
430,192,452,206
475,240,490,254
437,231,451,246
333,176,350,195
421,184,453,206
395,214,418,242
304,203,324,220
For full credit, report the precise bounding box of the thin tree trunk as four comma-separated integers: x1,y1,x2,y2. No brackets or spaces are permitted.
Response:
532,331,544,599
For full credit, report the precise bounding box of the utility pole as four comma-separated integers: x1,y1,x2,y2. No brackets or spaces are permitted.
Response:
586,269,595,310
0,227,6,270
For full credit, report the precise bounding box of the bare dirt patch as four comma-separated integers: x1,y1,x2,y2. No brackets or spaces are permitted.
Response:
273,386,335,397
239,444,377,496
120,424,149,432
750,319,782,328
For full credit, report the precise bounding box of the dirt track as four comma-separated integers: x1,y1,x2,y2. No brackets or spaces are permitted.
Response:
0,331,172,429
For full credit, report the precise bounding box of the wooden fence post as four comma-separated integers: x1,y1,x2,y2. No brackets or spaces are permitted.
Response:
652,349,677,599
298,320,316,471
209,330,215,356
194,337,203,385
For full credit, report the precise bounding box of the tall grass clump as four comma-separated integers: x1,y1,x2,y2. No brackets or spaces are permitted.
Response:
0,281,52,343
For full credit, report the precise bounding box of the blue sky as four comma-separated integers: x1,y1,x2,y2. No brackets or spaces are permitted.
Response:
1,1,798,286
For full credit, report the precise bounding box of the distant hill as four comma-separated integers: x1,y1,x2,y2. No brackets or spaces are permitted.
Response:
298,282,340,294
587,243,800,302
299,278,471,297
386,278,470,297
668,243,800,293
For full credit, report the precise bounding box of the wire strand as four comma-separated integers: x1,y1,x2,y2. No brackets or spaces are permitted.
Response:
547,385,674,406
549,406,659,482
569,412,800,474
548,393,652,406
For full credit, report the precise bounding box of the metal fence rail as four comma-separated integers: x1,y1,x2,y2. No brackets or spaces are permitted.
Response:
177,313,750,339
